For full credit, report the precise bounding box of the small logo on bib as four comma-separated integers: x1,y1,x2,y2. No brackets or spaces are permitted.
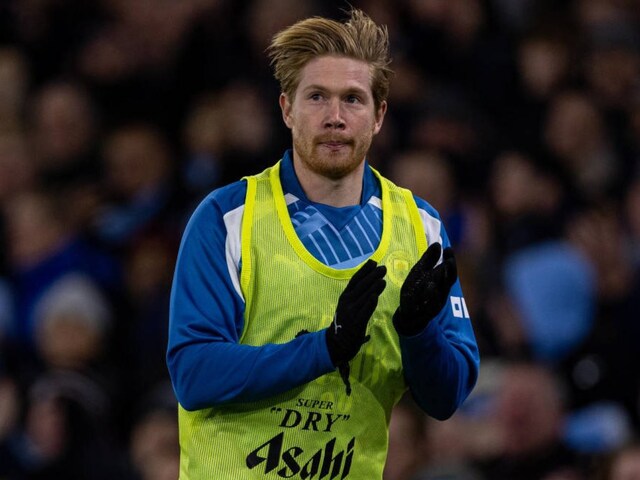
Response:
385,250,412,287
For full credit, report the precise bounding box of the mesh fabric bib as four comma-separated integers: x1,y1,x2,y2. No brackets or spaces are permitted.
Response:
178,162,427,479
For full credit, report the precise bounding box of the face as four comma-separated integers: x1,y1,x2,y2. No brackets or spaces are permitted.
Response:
611,448,640,480
280,55,386,181
497,365,562,455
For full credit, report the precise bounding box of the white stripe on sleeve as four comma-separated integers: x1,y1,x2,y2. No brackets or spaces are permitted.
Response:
223,205,245,301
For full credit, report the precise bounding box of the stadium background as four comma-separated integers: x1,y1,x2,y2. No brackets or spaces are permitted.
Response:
0,0,639,478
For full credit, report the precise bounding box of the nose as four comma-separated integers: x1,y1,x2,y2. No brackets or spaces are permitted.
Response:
324,98,345,130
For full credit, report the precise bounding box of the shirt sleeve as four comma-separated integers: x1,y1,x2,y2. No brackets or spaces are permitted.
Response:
166,182,334,411
398,196,480,420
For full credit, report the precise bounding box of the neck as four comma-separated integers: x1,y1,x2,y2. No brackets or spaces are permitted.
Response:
293,160,364,207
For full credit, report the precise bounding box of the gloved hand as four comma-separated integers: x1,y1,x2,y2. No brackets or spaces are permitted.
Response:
393,243,457,336
325,259,387,367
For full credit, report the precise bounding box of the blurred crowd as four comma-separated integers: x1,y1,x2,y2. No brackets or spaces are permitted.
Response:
0,0,639,479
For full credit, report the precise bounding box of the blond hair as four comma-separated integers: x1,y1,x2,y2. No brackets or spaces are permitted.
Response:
267,9,392,110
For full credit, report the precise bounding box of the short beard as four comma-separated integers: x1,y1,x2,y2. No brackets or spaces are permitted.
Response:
293,136,372,181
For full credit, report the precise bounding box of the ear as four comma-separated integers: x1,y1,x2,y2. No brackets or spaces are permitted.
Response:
279,93,293,129
373,100,387,135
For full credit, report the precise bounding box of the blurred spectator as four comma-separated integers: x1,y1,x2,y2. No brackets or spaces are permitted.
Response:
582,20,640,112
4,370,132,479
180,82,278,194
488,149,569,255
543,89,620,201
567,205,634,302
213,81,280,175
478,361,585,480
28,80,99,184
503,240,596,363
2,188,120,357
408,91,493,192
93,122,179,249
596,442,640,480
180,93,225,202
509,25,578,151
517,27,575,102
26,80,103,232
128,382,179,480
409,359,502,480
33,274,112,374
388,149,465,245
389,149,456,218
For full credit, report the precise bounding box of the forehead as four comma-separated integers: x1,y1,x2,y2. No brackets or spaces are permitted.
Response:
296,55,373,93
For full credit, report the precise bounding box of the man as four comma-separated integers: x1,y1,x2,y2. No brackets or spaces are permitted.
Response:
167,9,479,479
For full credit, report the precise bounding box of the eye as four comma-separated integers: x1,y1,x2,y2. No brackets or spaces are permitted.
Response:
309,92,323,101
345,94,361,104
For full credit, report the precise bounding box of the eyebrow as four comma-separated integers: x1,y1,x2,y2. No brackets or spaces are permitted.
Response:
301,84,370,97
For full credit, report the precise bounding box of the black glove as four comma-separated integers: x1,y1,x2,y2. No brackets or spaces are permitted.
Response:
325,259,387,367
393,243,457,336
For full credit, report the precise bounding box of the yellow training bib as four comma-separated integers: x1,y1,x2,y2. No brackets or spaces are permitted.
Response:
178,161,427,479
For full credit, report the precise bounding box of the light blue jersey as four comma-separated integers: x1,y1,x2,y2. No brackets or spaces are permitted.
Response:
167,150,479,417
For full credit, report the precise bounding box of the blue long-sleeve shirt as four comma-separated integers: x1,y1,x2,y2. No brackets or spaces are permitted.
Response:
167,151,479,419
